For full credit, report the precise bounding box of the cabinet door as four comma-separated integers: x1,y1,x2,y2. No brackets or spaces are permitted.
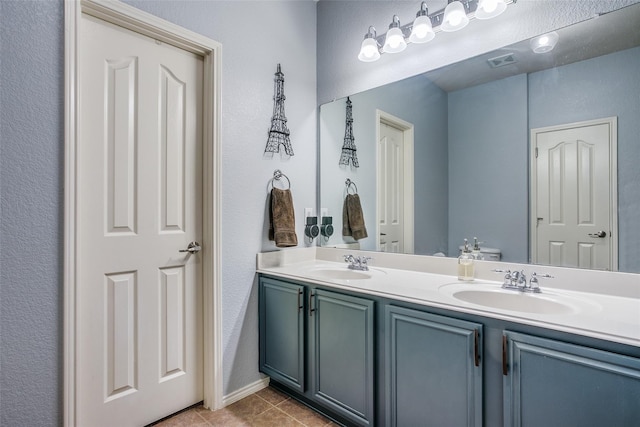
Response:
385,305,483,427
259,277,305,392
311,289,375,426
504,331,640,427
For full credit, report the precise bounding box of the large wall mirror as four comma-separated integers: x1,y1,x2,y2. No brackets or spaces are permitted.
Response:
319,3,639,273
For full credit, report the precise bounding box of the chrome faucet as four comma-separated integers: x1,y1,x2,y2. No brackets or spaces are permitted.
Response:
491,269,526,290
492,269,553,293
343,254,372,271
513,270,527,288
525,272,553,293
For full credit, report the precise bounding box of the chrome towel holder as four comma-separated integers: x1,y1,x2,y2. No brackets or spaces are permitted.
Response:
269,169,291,191
345,178,358,194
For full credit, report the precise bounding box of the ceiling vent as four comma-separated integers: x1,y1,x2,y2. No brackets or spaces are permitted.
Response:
487,53,517,68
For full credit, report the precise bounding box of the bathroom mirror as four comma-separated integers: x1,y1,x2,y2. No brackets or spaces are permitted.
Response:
319,3,640,273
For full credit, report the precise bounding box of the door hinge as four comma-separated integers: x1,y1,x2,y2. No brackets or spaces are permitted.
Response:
535,147,539,158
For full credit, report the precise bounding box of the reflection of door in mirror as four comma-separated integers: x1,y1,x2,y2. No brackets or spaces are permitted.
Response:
376,111,414,254
531,117,617,271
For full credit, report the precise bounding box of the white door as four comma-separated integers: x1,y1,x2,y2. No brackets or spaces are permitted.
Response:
77,13,203,426
531,118,617,270
378,122,405,253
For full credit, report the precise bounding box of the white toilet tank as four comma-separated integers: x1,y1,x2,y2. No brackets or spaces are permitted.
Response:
459,245,501,261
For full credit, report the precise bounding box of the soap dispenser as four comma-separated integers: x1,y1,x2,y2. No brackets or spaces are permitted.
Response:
458,239,475,281
472,237,483,260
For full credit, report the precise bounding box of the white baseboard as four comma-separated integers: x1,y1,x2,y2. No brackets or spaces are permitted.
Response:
221,377,270,407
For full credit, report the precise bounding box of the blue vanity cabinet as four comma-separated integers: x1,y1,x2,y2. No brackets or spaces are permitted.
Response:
310,289,375,426
385,305,483,427
259,276,375,426
259,277,305,393
503,331,640,427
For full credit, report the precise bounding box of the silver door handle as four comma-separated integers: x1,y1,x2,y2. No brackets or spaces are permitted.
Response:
588,231,607,238
179,241,201,253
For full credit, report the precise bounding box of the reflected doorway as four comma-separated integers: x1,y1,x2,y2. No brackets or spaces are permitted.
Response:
376,110,414,254
530,117,618,270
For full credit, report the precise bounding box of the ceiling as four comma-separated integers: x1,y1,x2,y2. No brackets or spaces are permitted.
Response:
426,3,640,92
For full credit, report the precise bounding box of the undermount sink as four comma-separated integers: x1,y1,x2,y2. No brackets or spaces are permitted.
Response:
440,282,599,315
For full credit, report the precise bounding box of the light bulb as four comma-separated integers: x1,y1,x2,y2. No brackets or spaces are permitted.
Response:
449,13,463,26
358,37,380,62
441,1,469,32
530,31,559,54
358,27,380,62
476,0,507,20
383,27,407,53
409,15,435,43
483,0,498,13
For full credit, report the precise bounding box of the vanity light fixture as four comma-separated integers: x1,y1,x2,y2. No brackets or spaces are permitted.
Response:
475,0,508,20
383,15,408,53
409,2,435,43
530,31,559,53
357,26,381,62
358,0,515,62
441,0,470,32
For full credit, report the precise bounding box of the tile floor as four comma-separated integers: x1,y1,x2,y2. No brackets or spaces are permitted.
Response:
151,386,338,427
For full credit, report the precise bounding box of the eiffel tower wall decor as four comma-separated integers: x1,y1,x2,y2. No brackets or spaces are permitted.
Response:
264,64,294,156
339,97,358,167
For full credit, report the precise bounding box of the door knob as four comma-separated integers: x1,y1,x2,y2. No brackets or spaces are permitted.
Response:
179,241,201,253
588,231,607,238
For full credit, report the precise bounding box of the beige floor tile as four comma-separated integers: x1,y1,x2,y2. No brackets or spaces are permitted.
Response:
153,408,209,427
197,395,272,426
255,386,290,406
160,389,341,427
247,407,305,427
276,398,332,427
195,407,251,427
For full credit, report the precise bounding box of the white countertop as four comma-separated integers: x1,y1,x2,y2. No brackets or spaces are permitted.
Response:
257,248,640,348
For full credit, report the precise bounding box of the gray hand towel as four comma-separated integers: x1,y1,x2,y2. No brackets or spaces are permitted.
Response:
342,193,368,241
269,188,298,247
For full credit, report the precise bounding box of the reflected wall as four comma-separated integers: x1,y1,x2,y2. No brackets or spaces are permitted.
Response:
320,46,640,272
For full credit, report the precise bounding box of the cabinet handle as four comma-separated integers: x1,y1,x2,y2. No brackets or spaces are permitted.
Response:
474,329,480,367
309,292,316,316
297,288,303,313
502,335,508,376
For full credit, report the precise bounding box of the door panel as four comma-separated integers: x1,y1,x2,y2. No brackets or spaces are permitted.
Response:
312,290,374,426
385,305,483,427
160,65,187,233
504,331,640,427
378,122,404,253
533,120,614,270
77,13,203,426
259,278,305,393
104,271,137,401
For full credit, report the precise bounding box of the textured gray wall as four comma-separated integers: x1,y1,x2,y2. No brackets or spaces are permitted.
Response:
1,1,316,426
448,74,529,262
319,75,449,254
1,1,65,425
529,47,640,273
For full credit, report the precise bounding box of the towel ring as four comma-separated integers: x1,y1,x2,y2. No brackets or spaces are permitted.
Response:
269,169,291,190
345,178,358,195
